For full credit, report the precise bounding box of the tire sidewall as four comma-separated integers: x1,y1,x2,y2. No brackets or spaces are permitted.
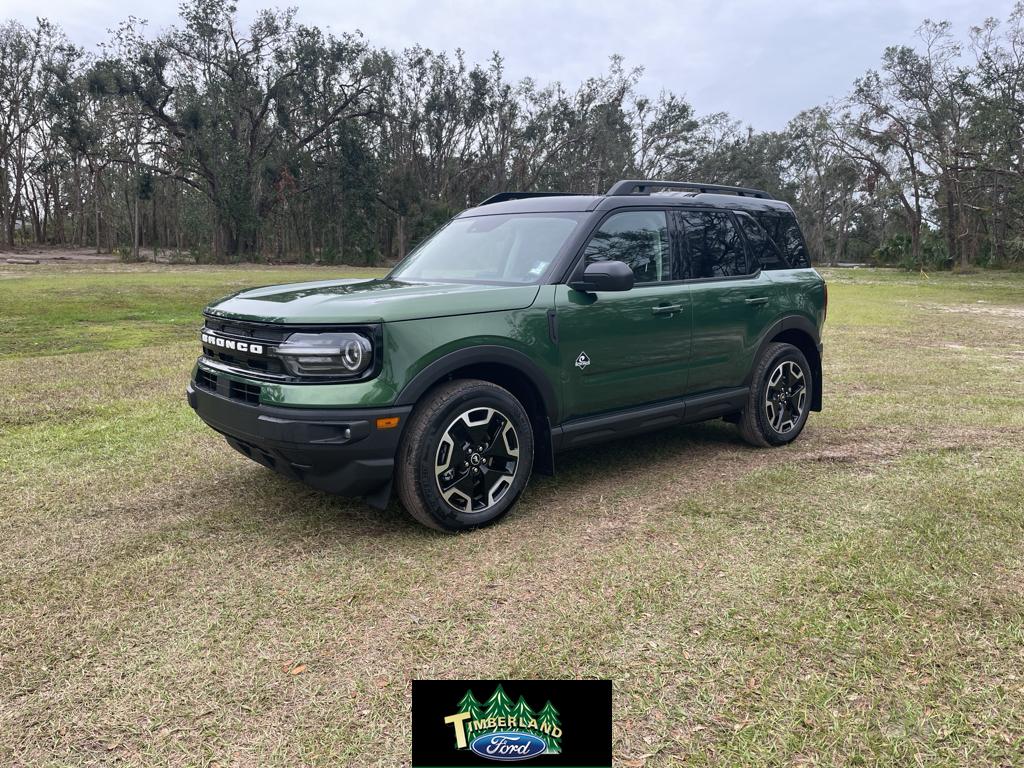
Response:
411,385,534,531
753,345,812,446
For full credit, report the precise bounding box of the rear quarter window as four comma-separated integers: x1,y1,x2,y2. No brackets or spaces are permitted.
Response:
752,210,811,269
735,212,786,271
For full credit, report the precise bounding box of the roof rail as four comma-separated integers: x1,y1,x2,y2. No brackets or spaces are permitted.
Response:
606,179,772,199
478,191,587,206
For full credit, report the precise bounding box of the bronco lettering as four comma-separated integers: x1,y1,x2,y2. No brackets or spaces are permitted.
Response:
201,332,263,355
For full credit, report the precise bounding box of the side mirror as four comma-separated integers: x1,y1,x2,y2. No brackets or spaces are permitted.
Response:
569,261,635,293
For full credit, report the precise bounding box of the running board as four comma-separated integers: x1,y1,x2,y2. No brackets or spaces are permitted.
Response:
552,387,748,451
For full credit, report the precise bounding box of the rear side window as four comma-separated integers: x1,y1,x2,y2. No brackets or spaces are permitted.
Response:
585,210,669,284
676,210,749,279
735,212,785,270
751,210,811,268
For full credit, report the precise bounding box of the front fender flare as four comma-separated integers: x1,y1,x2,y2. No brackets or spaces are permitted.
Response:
394,344,560,423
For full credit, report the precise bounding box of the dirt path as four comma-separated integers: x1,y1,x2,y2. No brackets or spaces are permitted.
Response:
1,246,117,264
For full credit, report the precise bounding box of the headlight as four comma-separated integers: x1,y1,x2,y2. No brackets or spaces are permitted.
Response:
275,332,373,378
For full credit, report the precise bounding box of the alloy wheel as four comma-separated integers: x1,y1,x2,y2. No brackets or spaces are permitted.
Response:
764,360,807,434
435,406,520,513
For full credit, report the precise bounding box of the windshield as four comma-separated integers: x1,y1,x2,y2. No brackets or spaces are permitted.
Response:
390,213,585,284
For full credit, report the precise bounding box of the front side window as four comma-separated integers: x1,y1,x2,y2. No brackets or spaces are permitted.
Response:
677,210,749,279
390,213,584,284
584,210,669,284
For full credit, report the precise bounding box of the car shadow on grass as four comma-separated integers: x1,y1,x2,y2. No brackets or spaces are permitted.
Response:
219,418,752,542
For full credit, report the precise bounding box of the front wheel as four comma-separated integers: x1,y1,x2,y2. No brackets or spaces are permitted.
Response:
738,342,812,447
395,379,534,532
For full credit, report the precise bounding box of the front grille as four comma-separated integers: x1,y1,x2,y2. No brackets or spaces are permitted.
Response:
204,316,294,342
204,347,287,375
229,380,261,404
200,317,289,378
195,367,217,391
194,367,262,405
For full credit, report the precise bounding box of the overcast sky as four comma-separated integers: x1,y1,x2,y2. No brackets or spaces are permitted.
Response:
0,0,1016,130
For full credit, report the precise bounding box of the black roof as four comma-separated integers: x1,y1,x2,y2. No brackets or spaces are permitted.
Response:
461,179,793,217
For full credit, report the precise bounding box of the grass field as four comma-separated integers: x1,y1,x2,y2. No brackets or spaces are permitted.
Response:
1,263,1023,767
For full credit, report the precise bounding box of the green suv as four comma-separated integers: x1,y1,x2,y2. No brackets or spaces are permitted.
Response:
187,180,827,531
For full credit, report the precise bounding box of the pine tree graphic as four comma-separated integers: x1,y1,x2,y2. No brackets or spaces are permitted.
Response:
457,689,485,722
510,694,536,726
537,700,562,754
482,684,515,720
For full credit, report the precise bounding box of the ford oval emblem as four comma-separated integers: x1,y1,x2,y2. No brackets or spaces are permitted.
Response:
469,731,547,761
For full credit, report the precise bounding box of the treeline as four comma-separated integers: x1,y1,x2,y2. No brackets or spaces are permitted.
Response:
1,0,1023,269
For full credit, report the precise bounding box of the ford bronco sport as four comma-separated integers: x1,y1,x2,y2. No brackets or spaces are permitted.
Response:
187,180,827,531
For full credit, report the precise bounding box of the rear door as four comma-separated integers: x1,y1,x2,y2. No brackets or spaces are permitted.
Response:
555,209,691,420
676,208,774,394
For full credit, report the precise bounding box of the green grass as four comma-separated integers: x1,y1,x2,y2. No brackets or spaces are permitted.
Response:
0,263,385,358
1,263,1023,766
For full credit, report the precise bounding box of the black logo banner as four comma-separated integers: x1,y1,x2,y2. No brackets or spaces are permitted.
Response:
412,679,612,767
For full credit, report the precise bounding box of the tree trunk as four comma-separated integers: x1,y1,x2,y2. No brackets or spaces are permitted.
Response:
942,178,958,269
132,192,140,261
94,168,102,254
396,215,406,259
152,195,158,261
73,163,83,247
910,217,922,269
835,206,851,265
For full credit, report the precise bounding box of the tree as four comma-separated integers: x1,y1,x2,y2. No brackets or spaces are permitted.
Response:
785,107,865,264
131,0,379,258
536,700,562,753
457,689,485,722
0,19,76,247
966,4,1024,267
4,1,1023,270
482,684,515,721
510,695,536,725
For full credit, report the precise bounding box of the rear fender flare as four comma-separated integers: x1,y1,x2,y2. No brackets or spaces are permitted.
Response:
747,316,823,411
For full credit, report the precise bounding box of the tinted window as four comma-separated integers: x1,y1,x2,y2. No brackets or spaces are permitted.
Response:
735,212,785,270
390,213,584,284
752,210,811,268
677,210,749,279
584,211,669,283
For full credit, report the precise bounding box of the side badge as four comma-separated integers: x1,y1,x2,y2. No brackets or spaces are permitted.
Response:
575,351,591,370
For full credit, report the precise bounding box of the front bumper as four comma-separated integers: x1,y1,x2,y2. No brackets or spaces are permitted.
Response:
187,382,411,498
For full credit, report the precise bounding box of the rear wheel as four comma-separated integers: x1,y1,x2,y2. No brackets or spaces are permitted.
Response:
738,342,812,447
396,379,534,532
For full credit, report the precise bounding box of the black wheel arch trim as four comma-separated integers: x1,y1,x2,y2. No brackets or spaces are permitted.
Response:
394,345,560,423
748,315,823,411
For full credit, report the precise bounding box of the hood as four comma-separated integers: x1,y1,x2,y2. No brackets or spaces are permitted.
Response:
205,278,541,324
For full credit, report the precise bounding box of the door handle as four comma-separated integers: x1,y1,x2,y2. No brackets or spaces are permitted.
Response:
651,304,682,316
745,297,769,306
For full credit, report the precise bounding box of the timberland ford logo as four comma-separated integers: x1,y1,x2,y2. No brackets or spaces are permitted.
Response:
201,331,263,355
470,732,546,761
444,685,562,761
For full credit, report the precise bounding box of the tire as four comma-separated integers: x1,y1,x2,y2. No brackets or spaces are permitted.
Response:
395,379,534,532
738,342,813,448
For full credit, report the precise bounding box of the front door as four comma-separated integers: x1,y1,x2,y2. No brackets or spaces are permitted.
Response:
555,209,691,420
